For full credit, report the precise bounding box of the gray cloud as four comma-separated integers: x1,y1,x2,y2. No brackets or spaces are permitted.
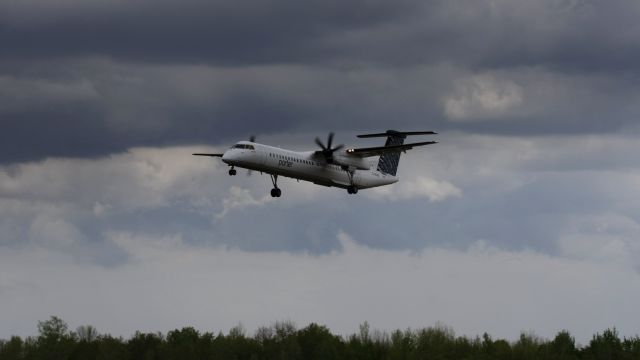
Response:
2,133,639,263
2,59,639,163
1,0,639,71
2,231,640,343
2,1,640,163
0,0,417,65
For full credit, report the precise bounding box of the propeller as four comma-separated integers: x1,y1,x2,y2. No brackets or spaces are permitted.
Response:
314,132,344,164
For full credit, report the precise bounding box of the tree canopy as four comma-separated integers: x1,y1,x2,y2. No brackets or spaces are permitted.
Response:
1,316,639,360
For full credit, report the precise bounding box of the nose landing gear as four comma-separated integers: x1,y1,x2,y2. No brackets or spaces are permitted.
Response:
347,186,358,194
228,167,237,176
269,174,281,197
270,188,282,197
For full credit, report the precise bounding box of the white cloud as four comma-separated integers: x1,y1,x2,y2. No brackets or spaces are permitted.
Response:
365,176,462,202
558,214,640,269
0,145,226,212
28,215,84,249
444,74,524,121
441,68,626,123
216,186,272,219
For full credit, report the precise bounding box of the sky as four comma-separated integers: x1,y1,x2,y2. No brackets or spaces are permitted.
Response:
2,0,640,344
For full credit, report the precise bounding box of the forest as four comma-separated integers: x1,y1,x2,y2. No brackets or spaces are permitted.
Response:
1,316,639,359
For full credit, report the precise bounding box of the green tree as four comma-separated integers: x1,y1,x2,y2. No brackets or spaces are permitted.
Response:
542,330,578,360
126,331,165,360
479,333,512,360
584,328,623,360
96,335,129,360
388,329,415,360
414,325,457,360
211,326,260,360
165,327,201,360
296,323,343,360
0,336,24,360
512,332,542,360
346,322,387,360
622,335,640,359
35,316,75,360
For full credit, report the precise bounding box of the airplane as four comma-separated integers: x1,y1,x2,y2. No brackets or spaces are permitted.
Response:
193,130,437,197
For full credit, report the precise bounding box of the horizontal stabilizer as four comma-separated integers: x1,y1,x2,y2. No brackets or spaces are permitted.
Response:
357,130,437,138
348,141,437,157
192,153,223,157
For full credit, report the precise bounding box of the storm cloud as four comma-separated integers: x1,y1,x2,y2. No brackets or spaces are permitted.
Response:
2,0,640,162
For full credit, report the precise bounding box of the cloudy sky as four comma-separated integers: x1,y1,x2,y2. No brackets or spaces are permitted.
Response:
2,0,640,343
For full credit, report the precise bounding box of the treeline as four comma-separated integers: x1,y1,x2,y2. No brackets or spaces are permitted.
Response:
1,317,640,359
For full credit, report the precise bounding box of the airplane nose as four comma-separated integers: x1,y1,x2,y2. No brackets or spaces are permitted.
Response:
221,150,242,165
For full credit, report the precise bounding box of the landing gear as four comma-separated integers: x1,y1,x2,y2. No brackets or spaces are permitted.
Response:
228,167,237,176
345,168,358,194
269,174,282,197
270,188,282,197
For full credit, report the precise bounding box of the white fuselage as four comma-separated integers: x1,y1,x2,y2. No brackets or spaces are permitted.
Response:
221,141,398,190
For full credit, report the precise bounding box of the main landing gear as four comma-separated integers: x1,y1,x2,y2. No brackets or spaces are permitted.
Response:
228,167,237,176
269,174,282,197
345,168,358,194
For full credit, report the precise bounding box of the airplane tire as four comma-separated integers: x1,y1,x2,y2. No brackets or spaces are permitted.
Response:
229,169,237,176
271,188,282,197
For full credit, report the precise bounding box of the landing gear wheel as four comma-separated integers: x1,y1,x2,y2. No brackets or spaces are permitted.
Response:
229,168,237,176
269,174,281,197
345,169,358,194
270,188,282,198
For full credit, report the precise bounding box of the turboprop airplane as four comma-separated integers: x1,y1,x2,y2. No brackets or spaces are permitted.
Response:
193,130,437,197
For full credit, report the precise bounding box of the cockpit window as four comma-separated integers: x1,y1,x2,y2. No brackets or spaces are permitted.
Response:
231,144,255,150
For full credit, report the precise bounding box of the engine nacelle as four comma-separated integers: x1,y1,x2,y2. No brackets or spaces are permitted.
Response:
331,153,371,170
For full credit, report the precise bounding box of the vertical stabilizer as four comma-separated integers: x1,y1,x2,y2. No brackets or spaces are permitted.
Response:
376,131,406,176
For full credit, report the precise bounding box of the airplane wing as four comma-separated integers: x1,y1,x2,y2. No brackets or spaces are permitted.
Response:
192,153,224,157
347,141,437,157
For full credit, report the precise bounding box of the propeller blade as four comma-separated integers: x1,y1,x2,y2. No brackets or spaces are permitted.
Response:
249,135,256,142
315,137,327,150
327,132,334,149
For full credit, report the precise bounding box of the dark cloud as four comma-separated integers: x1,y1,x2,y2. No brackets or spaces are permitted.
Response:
1,0,640,164
0,0,417,65
1,0,638,71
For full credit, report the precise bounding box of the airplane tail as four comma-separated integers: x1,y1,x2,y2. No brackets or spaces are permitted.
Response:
376,134,405,176
357,130,437,176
